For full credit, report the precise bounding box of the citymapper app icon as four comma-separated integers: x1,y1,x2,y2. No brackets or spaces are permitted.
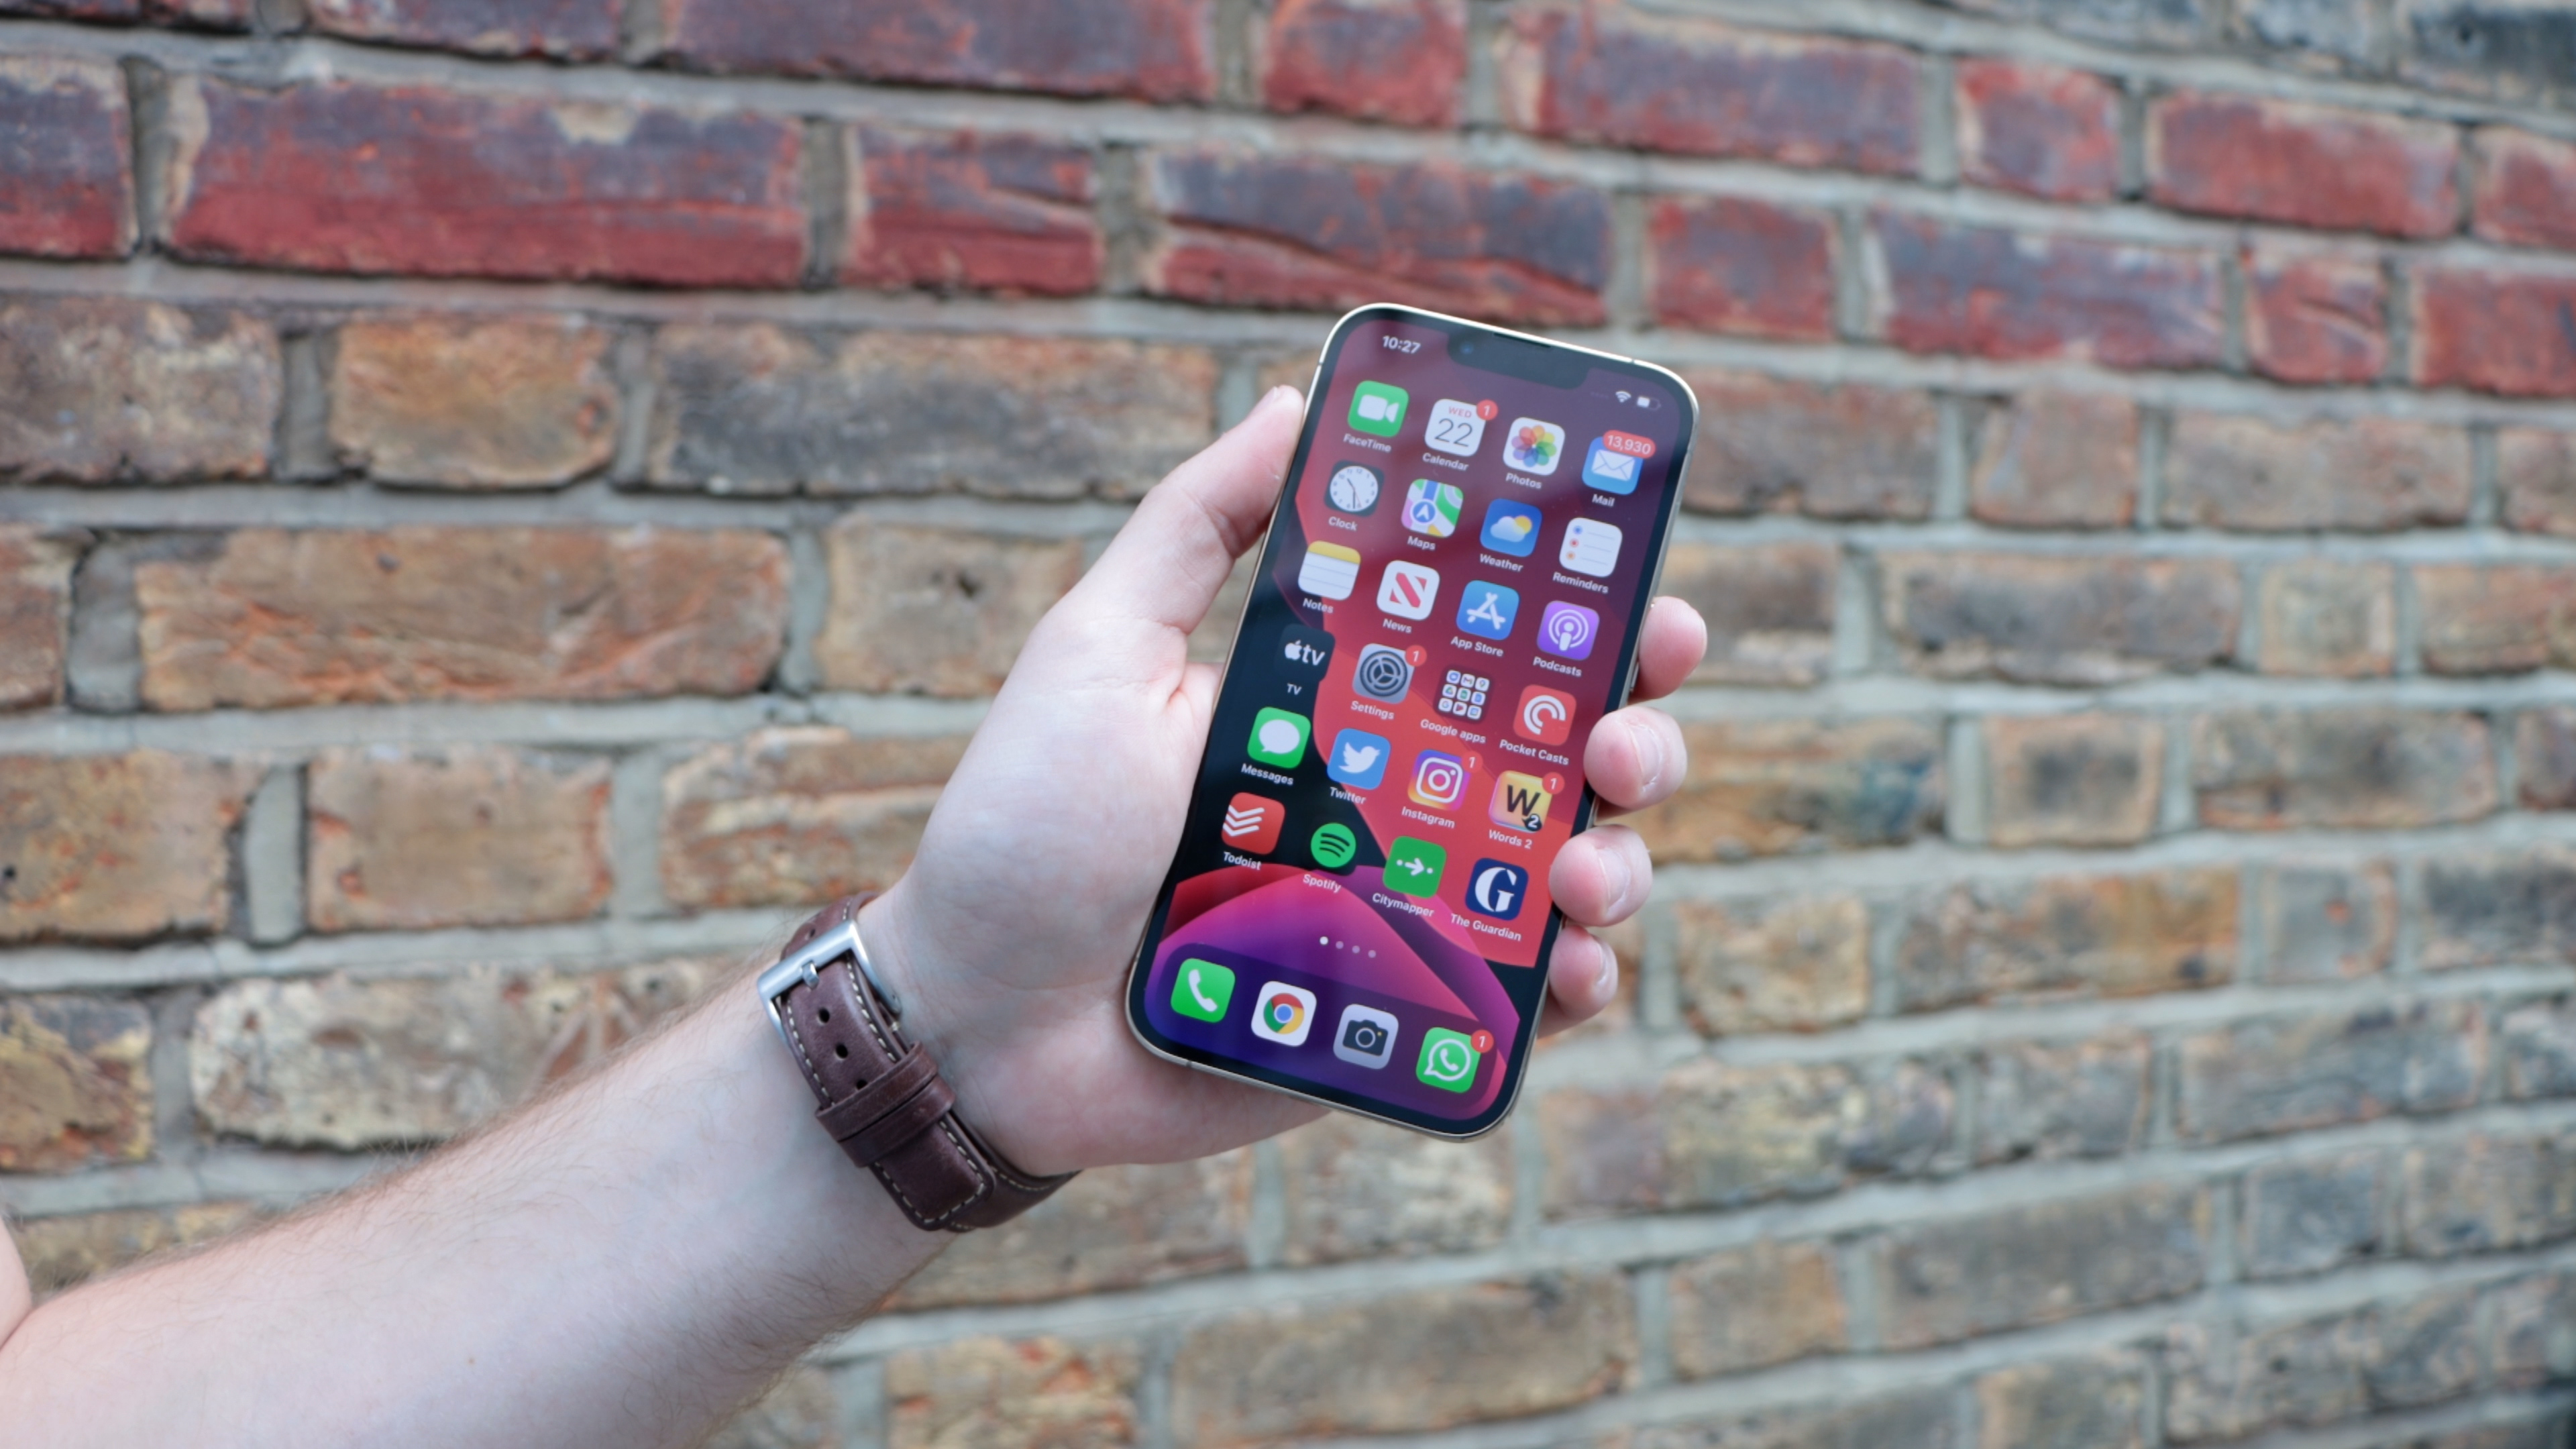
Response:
1455,581,1519,641
1480,500,1540,557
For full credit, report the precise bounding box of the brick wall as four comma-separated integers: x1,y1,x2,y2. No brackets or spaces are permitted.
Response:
4,1,2576,1445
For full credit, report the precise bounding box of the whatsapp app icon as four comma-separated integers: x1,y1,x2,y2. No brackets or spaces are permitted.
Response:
1416,1028,1478,1093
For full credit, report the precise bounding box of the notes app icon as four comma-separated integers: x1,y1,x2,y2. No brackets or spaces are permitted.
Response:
1300,541,1360,600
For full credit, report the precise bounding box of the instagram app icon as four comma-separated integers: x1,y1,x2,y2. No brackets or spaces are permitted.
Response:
1538,601,1599,661
1409,749,1467,809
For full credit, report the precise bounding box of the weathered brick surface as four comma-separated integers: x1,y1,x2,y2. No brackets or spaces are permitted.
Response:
1973,1034,2151,1164
2489,1271,2576,1390
1671,896,1870,1036
2415,564,2576,675
2257,560,2396,676
896,1154,1250,1306
2149,93,2461,236
1982,713,2165,848
134,527,789,709
1953,59,2122,202
2161,1289,2483,1440
1500,6,1918,173
1894,869,2238,1012
2245,245,2394,386
307,746,612,932
163,76,807,286
0,54,131,258
1654,542,1836,686
10,1202,258,1297
1678,372,1939,519
2421,848,2576,970
1974,1354,2148,1449
1878,553,2240,685
328,315,618,488
1258,0,1465,127
0,527,74,710
844,127,1100,296
0,996,152,1172
190,961,714,1148
1646,196,1837,341
2164,415,2469,531
1874,1184,2211,1348
1871,214,2226,369
2259,862,2398,983
2500,996,2576,1099
647,327,1217,498
1276,1116,1510,1265
2242,1153,2385,1279
2514,708,2576,810
0,297,278,483
2176,1001,2487,1143
2193,710,2497,830
1622,717,1943,862
303,0,616,57
887,1337,1141,1449
2500,428,2576,538
1665,1242,1847,1379
661,0,1216,101
2411,265,2576,399
1143,152,1611,325
708,1368,839,1449
1610,1389,1964,1449
2400,1134,2576,1257
1967,392,2139,529
0,751,255,942
0,0,250,16
659,728,969,912
2472,127,2576,250
1168,1275,1634,1444
814,523,1085,697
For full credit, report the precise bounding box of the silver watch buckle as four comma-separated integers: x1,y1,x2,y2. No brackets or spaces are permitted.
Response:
755,917,904,1055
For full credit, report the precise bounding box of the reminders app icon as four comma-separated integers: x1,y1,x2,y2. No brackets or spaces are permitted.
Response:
1559,519,1622,578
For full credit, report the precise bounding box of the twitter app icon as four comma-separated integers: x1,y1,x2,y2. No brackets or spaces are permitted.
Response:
1481,500,1541,557
1327,729,1390,790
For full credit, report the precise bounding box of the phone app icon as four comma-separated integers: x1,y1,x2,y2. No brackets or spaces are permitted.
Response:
1220,792,1285,854
1490,770,1553,833
1377,561,1440,621
1279,625,1333,682
1559,518,1622,578
1582,431,1654,494
1503,417,1565,476
1425,398,1487,457
1385,836,1446,895
1310,822,1359,870
1327,462,1381,515
1326,728,1390,788
1247,707,1311,768
1171,958,1235,1023
1479,499,1541,557
1467,859,1529,920
1456,580,1519,641
1409,749,1467,809
1515,684,1576,745
1538,600,1599,661
1349,381,1408,437
1250,981,1317,1046
1403,478,1463,538
1300,541,1360,600
1352,643,1412,702
1417,1027,1479,1093
1334,1003,1401,1068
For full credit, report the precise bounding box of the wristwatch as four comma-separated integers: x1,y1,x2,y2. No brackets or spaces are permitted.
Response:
757,894,1075,1232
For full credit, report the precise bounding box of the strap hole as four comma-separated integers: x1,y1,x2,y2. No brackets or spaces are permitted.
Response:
835,1044,849,1059
818,1008,831,1022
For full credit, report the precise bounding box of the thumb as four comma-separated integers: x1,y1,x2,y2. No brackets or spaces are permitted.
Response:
1067,385,1304,636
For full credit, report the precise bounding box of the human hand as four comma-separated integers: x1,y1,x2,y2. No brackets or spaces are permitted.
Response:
864,386,1709,1175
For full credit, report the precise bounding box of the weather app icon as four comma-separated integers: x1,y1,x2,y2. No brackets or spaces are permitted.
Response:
1480,500,1540,557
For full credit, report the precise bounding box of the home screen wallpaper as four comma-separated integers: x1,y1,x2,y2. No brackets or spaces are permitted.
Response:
1133,313,1687,1128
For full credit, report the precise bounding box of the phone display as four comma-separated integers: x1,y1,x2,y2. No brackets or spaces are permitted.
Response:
1122,305,1697,1136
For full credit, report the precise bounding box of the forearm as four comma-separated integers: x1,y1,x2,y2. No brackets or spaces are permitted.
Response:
0,976,943,1448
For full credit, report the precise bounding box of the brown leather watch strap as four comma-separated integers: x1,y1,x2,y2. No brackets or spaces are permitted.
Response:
759,894,1075,1232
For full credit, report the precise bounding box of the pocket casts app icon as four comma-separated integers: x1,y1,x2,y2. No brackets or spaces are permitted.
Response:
1515,684,1576,745
1250,981,1317,1046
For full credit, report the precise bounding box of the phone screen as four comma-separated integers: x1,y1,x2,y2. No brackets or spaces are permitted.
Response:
1124,306,1695,1136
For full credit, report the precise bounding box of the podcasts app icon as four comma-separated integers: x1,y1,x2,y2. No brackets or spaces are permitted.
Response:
1538,601,1599,661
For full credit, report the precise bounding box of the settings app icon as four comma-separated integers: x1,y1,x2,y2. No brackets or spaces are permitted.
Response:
1353,643,1413,702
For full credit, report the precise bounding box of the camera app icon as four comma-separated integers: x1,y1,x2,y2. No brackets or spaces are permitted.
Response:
1334,1004,1401,1069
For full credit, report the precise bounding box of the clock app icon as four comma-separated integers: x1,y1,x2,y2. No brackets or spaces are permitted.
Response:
1328,462,1381,516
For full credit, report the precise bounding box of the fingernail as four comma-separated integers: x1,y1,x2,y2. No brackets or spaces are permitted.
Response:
1631,716,1667,796
1593,936,1618,998
1259,384,1303,413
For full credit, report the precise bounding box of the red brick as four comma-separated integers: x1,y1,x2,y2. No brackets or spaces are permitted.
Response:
2256,559,2396,677
2415,564,2576,675
1142,151,1609,325
307,746,612,932
1954,58,2122,203
888,1338,1140,1449
1893,869,2238,1012
816,523,1085,696
0,297,278,484
134,527,788,709
1672,896,1870,1035
1666,1242,1847,1379
1277,1116,1511,1265
1623,717,1944,862
2410,264,2576,398
843,127,1100,297
2149,93,2460,237
163,76,806,287
661,0,1215,102
1654,541,1837,687
2163,413,2469,531
0,751,256,942
0,54,131,259
2473,126,2576,251
1878,552,2240,685
13,1203,258,1297
2245,244,2391,385
328,315,618,489
0,996,152,1173
1872,213,2226,369
659,728,969,910
1645,195,1836,341
1982,714,2165,848
0,527,75,711
1968,392,2140,529
894,1155,1251,1306
2500,428,2576,537
303,0,617,58
1258,0,1465,128
2193,709,2497,829
1676,370,1938,519
0,0,247,18
1499,5,1917,174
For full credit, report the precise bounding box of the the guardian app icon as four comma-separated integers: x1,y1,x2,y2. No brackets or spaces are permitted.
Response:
1466,859,1528,920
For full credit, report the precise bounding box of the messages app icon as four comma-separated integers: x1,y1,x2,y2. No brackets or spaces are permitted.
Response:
1247,708,1310,768
1480,500,1540,558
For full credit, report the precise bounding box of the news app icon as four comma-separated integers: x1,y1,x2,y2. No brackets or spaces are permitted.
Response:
1409,749,1467,810
1218,793,1285,855
1326,729,1390,789
1515,684,1576,745
1333,1003,1401,1069
1582,431,1654,495
1250,981,1318,1046
1479,500,1541,557
1466,859,1529,920
1300,541,1360,600
1559,518,1622,578
1538,600,1600,661
1378,561,1440,621
1277,625,1333,683
1490,771,1554,833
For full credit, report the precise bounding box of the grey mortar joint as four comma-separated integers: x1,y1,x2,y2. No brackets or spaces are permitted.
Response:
278,329,336,482
608,747,671,921
244,763,305,947
801,117,850,292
